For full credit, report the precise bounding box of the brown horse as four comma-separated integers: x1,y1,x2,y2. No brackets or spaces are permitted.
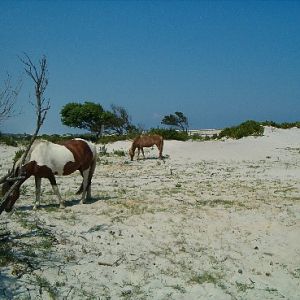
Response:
129,135,164,161
0,138,97,214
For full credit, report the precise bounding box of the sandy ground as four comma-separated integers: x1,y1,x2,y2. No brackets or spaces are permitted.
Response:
0,127,300,299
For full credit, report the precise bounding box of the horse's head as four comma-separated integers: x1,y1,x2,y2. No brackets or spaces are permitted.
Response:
0,169,22,214
129,148,135,161
1,182,21,213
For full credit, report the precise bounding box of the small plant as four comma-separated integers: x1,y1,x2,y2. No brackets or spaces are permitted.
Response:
189,271,223,285
13,148,25,163
113,150,126,157
291,268,300,278
99,144,109,156
236,281,254,292
170,284,186,293
15,211,36,230
20,185,28,196
0,241,15,267
34,274,58,299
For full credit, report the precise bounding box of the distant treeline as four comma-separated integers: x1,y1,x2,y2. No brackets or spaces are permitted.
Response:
1,120,299,146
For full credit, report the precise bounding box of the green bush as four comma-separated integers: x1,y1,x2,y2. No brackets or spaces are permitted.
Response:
113,150,126,157
261,120,300,129
97,134,128,144
219,120,264,139
0,135,18,147
13,149,25,163
148,128,189,141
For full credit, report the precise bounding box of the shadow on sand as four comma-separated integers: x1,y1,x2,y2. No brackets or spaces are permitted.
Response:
15,194,116,212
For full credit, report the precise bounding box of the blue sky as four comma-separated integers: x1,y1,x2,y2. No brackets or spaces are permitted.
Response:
1,0,299,134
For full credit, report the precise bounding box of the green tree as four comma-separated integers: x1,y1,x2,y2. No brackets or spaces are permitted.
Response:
61,101,137,137
61,102,105,137
161,111,189,131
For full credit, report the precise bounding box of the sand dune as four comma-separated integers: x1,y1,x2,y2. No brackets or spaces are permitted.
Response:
1,127,300,299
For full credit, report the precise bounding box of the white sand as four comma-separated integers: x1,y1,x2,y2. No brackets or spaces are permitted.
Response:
0,127,300,299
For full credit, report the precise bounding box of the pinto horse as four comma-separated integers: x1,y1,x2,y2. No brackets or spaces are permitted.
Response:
129,134,164,161
0,138,97,213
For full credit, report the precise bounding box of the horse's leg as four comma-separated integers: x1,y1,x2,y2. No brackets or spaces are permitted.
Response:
80,168,90,204
156,142,163,159
87,178,92,199
34,177,41,210
48,175,65,208
141,147,145,159
159,145,163,159
137,147,140,160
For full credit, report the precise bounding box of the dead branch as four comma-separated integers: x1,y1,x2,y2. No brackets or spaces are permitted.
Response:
98,255,125,267
0,54,50,211
19,53,50,161
0,73,22,123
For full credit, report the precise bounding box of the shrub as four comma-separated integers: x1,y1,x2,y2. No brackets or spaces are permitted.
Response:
113,150,126,157
219,120,264,139
261,120,300,129
0,135,18,147
148,128,189,141
97,134,128,144
13,149,25,163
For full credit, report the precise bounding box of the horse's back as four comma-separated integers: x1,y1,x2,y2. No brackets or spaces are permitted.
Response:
27,139,95,176
60,139,96,168
136,134,163,147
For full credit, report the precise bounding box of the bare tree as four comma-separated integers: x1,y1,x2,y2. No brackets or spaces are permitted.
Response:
19,53,50,159
0,74,21,124
0,54,50,210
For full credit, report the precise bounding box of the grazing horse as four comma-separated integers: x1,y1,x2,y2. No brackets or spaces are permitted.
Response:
129,134,164,161
0,138,97,214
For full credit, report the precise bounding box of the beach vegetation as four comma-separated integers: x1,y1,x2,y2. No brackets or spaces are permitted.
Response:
148,128,189,140
61,101,138,138
236,281,255,292
161,111,189,132
113,149,126,157
13,148,25,163
0,240,16,267
189,271,223,285
219,120,264,139
261,120,300,129
291,268,300,278
0,134,18,146
61,101,107,138
1,119,299,145
34,274,58,299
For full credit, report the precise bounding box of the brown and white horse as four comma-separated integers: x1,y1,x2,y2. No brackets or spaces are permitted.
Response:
129,134,164,161
0,138,97,213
